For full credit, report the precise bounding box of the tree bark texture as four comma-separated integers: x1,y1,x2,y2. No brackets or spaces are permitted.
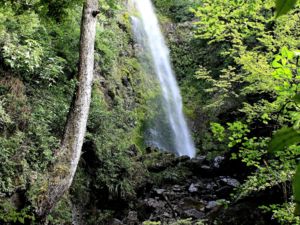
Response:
35,0,98,219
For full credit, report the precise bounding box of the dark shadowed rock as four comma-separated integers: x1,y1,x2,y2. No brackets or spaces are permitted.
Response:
213,156,225,169
126,211,138,225
219,177,240,188
206,201,218,209
111,218,124,225
184,155,207,171
145,198,166,209
179,197,206,211
177,155,191,163
184,209,205,219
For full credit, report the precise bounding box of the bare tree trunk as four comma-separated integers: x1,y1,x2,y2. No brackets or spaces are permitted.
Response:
35,0,99,219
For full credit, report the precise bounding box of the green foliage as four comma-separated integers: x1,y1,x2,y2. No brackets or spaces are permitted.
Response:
171,218,193,225
0,99,11,127
191,0,300,221
0,2,80,83
294,165,300,215
143,221,161,225
86,210,114,225
0,132,26,195
154,0,200,22
276,0,298,17
0,200,34,224
261,203,300,224
269,127,300,153
211,122,225,142
47,196,72,225
3,39,43,74
0,0,153,224
210,121,249,148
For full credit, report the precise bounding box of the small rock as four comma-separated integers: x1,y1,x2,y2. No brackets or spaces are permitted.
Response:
127,211,138,220
154,188,166,195
195,180,205,188
220,177,240,188
111,218,124,225
126,211,138,225
205,182,217,190
213,156,225,168
184,209,205,219
163,212,172,218
172,185,182,192
200,165,211,171
196,155,207,163
206,201,218,209
179,197,206,211
188,183,198,193
145,198,166,208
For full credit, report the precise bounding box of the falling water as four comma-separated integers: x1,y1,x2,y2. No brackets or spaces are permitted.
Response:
131,0,196,158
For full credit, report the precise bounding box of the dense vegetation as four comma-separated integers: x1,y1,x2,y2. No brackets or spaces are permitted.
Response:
1,0,300,224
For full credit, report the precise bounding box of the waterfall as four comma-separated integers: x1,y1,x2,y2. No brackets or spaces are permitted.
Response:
131,0,196,158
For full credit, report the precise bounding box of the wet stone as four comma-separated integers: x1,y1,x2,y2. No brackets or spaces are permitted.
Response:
213,156,225,168
145,198,166,208
206,201,218,209
172,185,182,192
111,218,124,225
220,177,240,188
184,209,205,219
154,188,166,195
163,212,172,218
188,183,198,193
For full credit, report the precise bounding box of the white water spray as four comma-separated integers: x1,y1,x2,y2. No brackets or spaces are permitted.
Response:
131,0,196,158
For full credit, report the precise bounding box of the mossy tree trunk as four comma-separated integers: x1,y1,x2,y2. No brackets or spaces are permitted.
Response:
35,0,99,219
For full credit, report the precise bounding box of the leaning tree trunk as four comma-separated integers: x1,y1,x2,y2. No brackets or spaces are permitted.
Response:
35,0,99,219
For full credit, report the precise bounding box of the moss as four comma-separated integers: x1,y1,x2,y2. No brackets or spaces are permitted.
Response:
0,199,35,224
47,196,72,225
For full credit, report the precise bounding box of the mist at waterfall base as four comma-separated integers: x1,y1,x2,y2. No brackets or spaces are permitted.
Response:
131,0,196,158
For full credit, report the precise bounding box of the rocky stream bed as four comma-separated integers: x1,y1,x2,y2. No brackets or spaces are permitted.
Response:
98,151,280,225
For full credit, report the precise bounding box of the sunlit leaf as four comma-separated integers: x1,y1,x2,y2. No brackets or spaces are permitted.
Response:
293,164,300,215
272,61,282,68
269,127,300,153
275,0,298,18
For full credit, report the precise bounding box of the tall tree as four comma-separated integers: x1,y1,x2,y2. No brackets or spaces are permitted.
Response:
35,0,99,219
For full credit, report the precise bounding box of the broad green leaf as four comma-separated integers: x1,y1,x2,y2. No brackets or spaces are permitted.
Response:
275,0,298,18
272,60,282,68
294,164,300,215
281,46,294,59
293,93,300,104
18,217,25,224
269,127,300,153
